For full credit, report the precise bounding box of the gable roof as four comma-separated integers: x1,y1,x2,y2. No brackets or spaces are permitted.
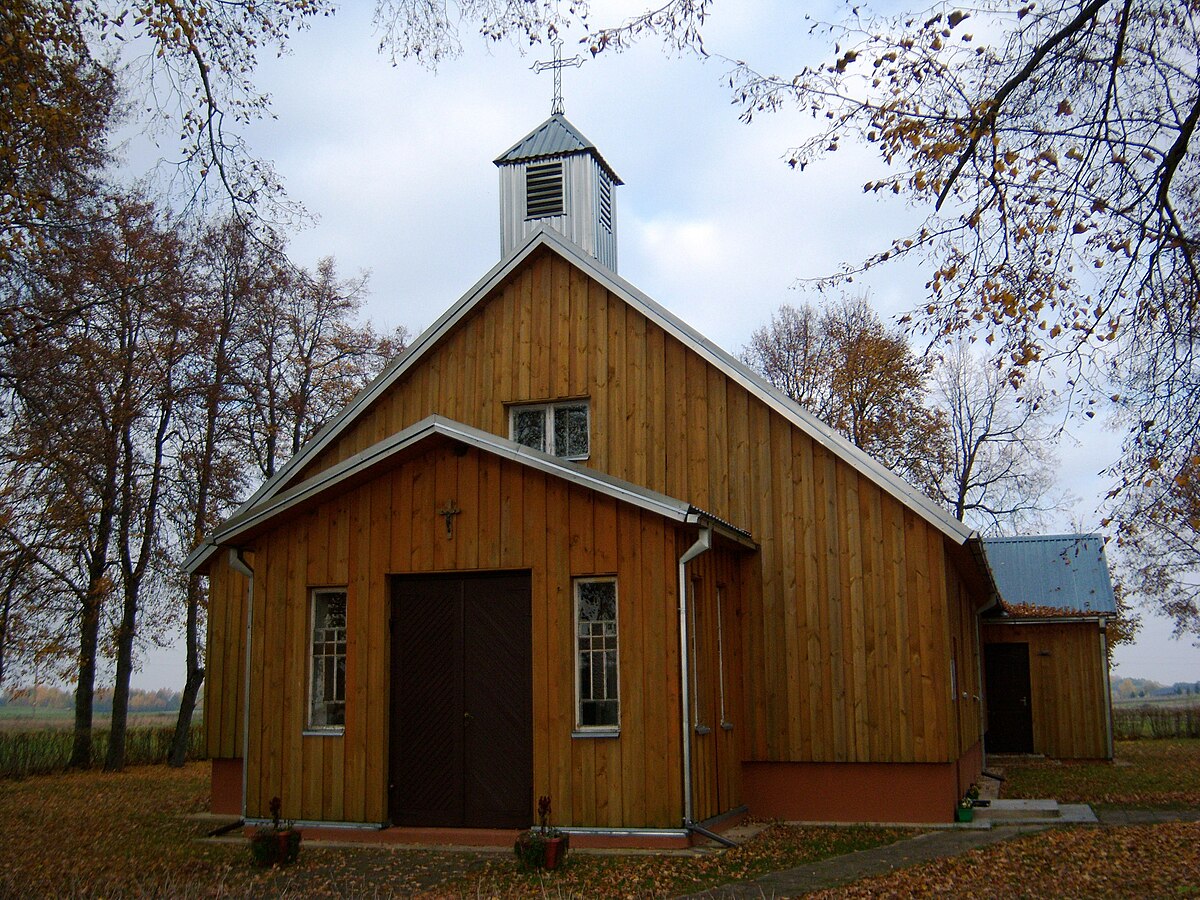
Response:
983,534,1118,616
201,415,753,555
494,114,623,184
186,226,974,574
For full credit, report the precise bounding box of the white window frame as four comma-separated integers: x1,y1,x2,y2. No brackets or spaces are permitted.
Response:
573,576,620,736
306,587,347,734
508,400,590,461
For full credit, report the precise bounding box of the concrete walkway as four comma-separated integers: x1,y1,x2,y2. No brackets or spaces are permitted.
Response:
680,824,1048,898
1095,807,1200,825
681,807,1200,898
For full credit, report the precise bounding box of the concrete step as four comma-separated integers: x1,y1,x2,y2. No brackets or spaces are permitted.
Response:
974,799,1098,825
980,799,1061,820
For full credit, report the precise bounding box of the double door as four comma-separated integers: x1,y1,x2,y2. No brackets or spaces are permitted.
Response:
389,572,532,828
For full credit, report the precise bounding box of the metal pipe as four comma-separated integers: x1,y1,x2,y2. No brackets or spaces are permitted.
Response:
228,548,254,821
677,524,712,827
1100,621,1114,758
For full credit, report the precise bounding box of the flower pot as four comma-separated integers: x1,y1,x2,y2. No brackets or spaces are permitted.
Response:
251,829,302,866
955,806,975,823
543,835,569,870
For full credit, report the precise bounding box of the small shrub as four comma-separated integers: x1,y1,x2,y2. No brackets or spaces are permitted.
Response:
1114,706,1200,741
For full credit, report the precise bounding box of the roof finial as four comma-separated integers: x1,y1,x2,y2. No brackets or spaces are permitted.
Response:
531,37,583,116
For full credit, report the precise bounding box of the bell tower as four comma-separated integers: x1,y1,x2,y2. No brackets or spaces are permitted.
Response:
494,43,621,270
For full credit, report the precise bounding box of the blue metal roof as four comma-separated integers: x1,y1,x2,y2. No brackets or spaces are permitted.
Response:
494,114,622,184
983,534,1118,615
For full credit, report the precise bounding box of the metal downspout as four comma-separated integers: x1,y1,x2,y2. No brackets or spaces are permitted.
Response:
228,548,255,821
1100,621,1114,759
678,524,712,830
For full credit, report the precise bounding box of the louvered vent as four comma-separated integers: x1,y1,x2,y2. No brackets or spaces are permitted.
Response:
526,161,564,218
599,177,613,233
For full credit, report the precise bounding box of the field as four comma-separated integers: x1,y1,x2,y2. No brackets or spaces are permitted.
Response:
0,707,185,731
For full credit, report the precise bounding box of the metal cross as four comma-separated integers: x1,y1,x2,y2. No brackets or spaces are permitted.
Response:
531,38,584,116
437,500,461,539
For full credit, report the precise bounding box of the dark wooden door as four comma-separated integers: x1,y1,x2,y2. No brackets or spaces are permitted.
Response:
984,642,1034,753
389,572,532,828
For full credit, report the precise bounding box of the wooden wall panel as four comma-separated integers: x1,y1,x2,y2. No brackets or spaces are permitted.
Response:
982,621,1111,759
220,444,720,827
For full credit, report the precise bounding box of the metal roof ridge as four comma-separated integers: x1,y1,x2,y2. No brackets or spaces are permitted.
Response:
984,532,1101,544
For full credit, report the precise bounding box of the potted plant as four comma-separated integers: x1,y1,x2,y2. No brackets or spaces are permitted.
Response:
955,784,979,823
250,796,302,867
536,795,569,870
514,795,570,870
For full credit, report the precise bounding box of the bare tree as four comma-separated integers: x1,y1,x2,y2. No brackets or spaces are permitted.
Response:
240,257,407,480
931,342,1067,533
715,0,1200,514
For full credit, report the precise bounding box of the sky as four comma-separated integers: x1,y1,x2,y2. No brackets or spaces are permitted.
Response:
131,0,1197,688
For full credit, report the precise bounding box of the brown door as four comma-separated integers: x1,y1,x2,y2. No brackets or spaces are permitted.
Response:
984,642,1034,753
389,572,532,828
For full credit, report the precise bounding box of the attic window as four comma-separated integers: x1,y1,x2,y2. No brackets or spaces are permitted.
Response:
526,161,564,219
509,400,589,460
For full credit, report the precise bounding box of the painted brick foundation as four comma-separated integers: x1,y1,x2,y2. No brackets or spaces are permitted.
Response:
743,744,984,824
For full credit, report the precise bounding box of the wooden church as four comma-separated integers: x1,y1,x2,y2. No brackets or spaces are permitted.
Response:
189,110,999,843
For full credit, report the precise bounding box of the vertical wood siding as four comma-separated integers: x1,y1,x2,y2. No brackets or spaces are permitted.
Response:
982,621,1111,759
207,443,754,826
205,245,986,822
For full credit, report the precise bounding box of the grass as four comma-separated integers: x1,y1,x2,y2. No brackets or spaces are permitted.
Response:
0,762,917,898
460,822,918,897
0,723,206,777
999,738,1200,809
812,822,1200,898
1,738,1195,897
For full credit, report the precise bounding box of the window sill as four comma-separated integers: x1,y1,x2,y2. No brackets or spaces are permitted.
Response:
572,729,620,739
302,728,345,737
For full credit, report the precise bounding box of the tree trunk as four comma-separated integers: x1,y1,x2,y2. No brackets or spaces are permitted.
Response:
104,585,138,771
168,573,206,767
69,591,102,769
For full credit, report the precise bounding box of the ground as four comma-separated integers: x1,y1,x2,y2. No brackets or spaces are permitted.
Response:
0,740,1196,897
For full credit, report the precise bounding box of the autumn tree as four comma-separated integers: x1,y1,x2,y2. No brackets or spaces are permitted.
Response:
240,256,407,481
742,294,947,496
162,216,278,767
99,198,191,771
0,0,115,271
931,341,1068,533
702,0,1200,628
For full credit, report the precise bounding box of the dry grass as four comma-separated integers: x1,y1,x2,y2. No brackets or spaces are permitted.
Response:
0,763,913,898
1000,738,1200,808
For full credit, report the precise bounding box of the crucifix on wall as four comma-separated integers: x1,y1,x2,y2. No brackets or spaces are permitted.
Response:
438,500,461,539
531,38,584,116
